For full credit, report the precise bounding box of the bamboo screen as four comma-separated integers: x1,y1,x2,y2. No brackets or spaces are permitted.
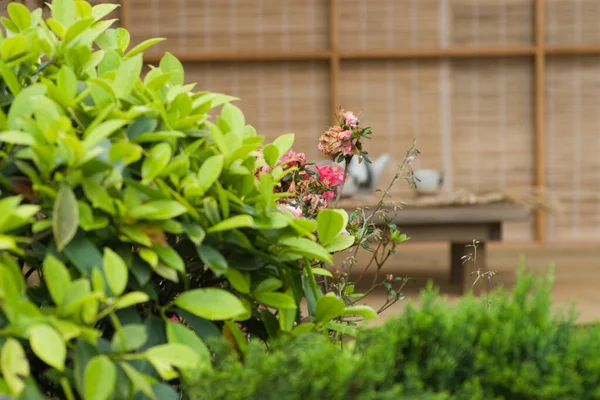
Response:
3,0,600,243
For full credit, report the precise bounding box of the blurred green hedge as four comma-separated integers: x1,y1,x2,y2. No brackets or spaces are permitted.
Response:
186,269,600,400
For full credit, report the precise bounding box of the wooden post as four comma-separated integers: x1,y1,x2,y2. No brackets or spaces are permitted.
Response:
534,0,547,242
120,0,129,30
328,0,340,124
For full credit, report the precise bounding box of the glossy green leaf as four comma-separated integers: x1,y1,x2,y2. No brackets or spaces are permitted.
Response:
220,103,245,132
254,292,297,310
29,325,66,371
263,144,279,168
159,52,184,86
324,234,355,253
272,133,295,158
142,143,172,184
152,245,184,272
196,245,228,276
103,248,128,296
119,362,156,400
196,154,223,195
278,237,333,264
114,292,150,310
111,324,147,352
145,343,200,380
252,277,282,295
0,130,35,145
315,295,345,324
129,200,187,220
166,321,211,365
114,54,142,98
82,119,128,150
1,36,25,61
207,215,254,233
342,305,378,320
84,355,116,400
57,65,78,106
42,255,71,306
52,0,77,27
126,38,166,58
312,267,333,278
53,184,79,252
82,179,115,215
1,338,29,395
7,3,31,31
91,3,119,20
317,209,348,246
175,288,246,321
225,269,250,294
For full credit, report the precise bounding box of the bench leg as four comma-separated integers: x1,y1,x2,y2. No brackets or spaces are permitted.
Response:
450,241,487,294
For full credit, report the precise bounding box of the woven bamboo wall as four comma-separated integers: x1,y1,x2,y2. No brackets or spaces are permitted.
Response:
4,0,600,242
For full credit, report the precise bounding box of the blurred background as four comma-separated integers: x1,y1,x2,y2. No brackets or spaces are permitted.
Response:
5,0,600,320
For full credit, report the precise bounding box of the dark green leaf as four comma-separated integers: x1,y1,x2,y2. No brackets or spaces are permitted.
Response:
254,292,297,310
196,245,228,276
64,234,104,278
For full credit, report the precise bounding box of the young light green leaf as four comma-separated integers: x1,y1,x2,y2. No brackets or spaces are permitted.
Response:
53,184,79,252
263,144,279,168
174,288,246,321
119,362,156,400
145,343,199,380
312,268,333,278
254,292,297,310
315,295,345,324
125,38,166,58
1,36,25,61
7,3,31,31
207,215,254,233
111,324,147,352
91,3,119,20
1,338,29,395
272,133,295,158
317,209,348,247
142,143,172,184
43,255,71,306
166,321,211,365
57,65,77,106
82,179,116,215
82,120,128,150
196,245,228,276
103,248,128,296
278,237,333,265
342,305,378,320
114,291,150,310
195,154,223,195
29,324,66,371
84,355,116,400
225,269,250,294
220,103,245,132
0,131,35,145
52,0,77,27
159,52,184,86
252,277,282,295
324,234,355,253
113,54,142,99
129,200,187,221
152,245,185,272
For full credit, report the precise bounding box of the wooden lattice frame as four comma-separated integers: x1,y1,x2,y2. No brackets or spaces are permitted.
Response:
120,0,599,243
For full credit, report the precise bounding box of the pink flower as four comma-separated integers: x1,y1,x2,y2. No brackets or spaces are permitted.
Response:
341,142,353,155
323,190,335,200
338,130,352,140
344,112,358,128
315,164,345,187
279,150,307,167
169,315,182,323
279,203,303,218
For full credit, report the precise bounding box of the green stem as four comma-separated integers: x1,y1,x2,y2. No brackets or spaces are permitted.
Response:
109,313,127,352
60,377,76,400
304,259,322,300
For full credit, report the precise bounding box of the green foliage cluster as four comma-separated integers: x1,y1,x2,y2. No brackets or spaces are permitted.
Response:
0,0,367,398
187,269,600,400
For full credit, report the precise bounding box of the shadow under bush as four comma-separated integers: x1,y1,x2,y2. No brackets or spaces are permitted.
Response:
186,269,600,400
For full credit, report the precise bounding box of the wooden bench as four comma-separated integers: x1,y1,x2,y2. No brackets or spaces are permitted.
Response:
340,201,531,294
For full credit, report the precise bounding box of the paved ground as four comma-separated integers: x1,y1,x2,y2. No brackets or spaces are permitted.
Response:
354,242,600,325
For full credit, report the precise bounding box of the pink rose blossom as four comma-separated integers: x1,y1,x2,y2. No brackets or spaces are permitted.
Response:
344,112,358,128
341,142,353,155
323,190,335,200
338,130,352,140
315,164,345,187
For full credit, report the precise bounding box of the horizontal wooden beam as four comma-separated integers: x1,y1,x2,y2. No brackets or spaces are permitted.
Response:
340,46,536,59
142,45,600,64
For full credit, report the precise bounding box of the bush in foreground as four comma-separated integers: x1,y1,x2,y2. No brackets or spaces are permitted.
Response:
187,269,600,400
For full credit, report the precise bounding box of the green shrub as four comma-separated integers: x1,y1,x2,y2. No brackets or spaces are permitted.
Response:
0,0,367,398
186,270,600,400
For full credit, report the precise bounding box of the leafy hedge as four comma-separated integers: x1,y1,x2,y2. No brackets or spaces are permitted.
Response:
187,269,600,400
